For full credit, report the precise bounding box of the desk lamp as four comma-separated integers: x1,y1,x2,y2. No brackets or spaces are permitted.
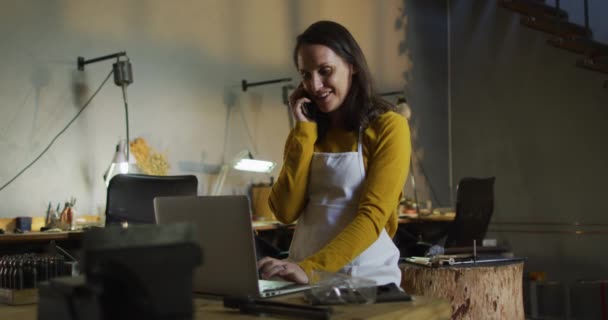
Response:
77,51,137,187
211,150,275,196
208,76,287,195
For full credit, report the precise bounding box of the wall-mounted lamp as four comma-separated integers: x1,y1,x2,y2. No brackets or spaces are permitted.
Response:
240,77,295,127
211,150,275,196
78,51,135,185
0,52,134,192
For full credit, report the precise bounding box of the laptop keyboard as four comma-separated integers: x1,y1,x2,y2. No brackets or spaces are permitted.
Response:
259,279,298,292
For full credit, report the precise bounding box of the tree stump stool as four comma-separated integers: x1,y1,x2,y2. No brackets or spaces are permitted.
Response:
401,261,524,319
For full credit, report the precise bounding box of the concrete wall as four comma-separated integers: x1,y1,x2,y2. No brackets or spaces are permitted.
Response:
450,0,608,284
403,0,450,207
0,0,449,219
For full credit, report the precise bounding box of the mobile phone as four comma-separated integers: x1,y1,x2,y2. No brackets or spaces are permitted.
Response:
302,102,319,120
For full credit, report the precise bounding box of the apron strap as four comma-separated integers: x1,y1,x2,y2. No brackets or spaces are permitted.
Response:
357,127,365,177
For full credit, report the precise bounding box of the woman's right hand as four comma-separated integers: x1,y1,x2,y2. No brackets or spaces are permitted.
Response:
257,256,309,284
289,83,313,122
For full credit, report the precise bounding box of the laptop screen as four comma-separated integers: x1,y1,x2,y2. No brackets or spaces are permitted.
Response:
154,195,261,296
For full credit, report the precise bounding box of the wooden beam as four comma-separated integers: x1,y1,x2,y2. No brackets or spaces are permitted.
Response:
548,37,608,58
499,0,568,20
521,16,591,39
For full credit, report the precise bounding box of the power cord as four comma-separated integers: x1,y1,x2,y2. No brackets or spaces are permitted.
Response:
0,69,114,192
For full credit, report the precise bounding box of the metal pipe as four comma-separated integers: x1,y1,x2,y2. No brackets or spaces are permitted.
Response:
379,90,403,97
121,83,130,162
78,51,127,71
242,77,292,92
447,0,454,207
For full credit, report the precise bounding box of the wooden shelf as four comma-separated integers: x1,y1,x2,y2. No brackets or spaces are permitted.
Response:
0,230,84,243
521,16,591,39
499,0,568,20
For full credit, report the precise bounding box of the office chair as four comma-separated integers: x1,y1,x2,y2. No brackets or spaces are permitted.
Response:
105,174,285,259
105,174,198,225
444,176,496,248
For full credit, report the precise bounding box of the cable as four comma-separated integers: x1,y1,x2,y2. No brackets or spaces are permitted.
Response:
121,83,130,162
0,69,114,192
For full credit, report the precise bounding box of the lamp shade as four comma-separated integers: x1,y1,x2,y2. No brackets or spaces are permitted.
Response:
211,150,276,195
234,158,275,173
103,140,139,187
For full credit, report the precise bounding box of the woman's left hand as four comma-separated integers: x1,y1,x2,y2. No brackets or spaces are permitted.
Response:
257,257,309,284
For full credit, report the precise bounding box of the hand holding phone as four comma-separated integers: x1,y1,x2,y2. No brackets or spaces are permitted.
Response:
301,102,318,120
289,83,317,122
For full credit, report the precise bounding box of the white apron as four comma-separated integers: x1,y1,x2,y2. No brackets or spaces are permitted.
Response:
288,129,401,286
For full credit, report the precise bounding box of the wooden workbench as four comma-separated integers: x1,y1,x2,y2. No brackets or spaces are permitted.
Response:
1,294,451,320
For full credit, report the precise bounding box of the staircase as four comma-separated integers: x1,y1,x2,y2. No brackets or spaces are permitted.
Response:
499,0,608,87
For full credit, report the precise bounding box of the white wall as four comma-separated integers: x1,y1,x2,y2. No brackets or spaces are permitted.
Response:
0,0,415,218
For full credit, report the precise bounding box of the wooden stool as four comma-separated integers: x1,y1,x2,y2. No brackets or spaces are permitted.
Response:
401,261,524,319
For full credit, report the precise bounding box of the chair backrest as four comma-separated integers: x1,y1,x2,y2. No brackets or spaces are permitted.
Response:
445,177,496,248
105,174,198,225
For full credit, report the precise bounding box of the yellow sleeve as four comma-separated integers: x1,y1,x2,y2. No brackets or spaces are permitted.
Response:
268,122,317,224
297,112,411,277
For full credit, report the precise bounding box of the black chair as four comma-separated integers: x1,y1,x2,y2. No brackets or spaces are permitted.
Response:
444,176,496,248
105,174,198,225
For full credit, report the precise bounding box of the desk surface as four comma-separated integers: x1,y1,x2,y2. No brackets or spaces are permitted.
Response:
1,294,451,320
0,212,454,238
0,212,455,243
0,230,84,243
398,212,455,223
254,213,455,231
0,214,454,243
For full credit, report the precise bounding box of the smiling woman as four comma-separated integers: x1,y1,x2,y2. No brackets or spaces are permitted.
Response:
258,21,412,287
296,44,354,115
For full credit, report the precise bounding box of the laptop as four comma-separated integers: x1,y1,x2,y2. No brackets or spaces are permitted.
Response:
154,195,309,298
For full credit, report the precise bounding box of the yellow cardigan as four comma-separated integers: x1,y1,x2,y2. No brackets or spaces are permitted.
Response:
269,111,411,278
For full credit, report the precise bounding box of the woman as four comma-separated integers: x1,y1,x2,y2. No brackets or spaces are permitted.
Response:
257,21,411,286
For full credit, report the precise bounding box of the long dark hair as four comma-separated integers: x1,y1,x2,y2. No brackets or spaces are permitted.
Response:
293,21,395,138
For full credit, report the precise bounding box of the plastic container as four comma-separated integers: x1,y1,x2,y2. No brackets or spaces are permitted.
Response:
306,271,377,305
15,217,32,232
